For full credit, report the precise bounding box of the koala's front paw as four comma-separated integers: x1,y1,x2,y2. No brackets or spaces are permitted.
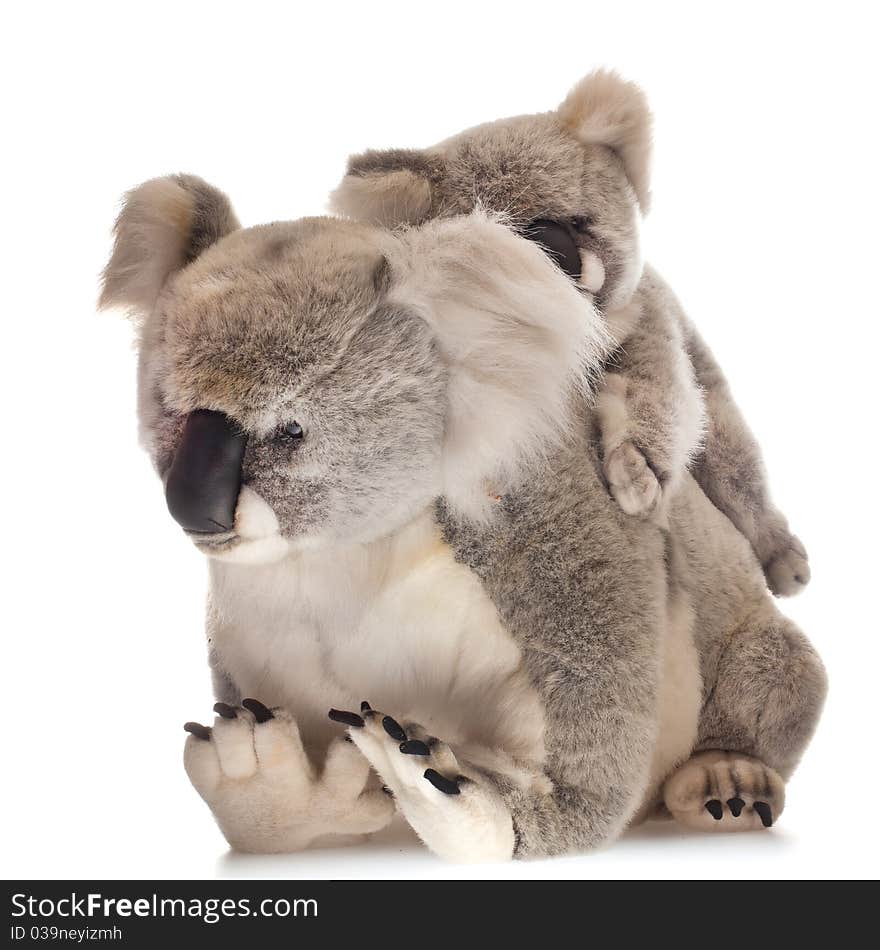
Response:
604,441,662,516
330,703,515,863
183,699,393,853
763,534,810,597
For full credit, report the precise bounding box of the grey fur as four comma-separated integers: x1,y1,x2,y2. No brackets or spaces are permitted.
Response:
146,215,448,546
101,163,825,857
437,430,824,854
179,173,241,263
435,419,667,853
99,174,239,316
330,70,811,597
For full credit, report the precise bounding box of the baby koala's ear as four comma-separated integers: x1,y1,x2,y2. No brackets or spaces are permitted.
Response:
329,148,441,227
99,174,239,316
557,69,653,213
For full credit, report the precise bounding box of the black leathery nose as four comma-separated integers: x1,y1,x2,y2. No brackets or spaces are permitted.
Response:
523,220,582,280
164,409,247,534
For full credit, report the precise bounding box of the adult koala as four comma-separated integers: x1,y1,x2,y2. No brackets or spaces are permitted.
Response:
100,174,825,861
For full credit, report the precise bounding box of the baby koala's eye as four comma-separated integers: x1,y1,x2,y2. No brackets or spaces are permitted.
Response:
571,215,595,234
278,421,305,443
523,219,582,280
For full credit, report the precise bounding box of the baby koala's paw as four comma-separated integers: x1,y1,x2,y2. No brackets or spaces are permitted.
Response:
763,534,810,597
330,703,515,863
604,441,662,517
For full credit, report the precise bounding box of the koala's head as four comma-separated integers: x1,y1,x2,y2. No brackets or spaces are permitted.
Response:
100,175,608,564
330,70,651,314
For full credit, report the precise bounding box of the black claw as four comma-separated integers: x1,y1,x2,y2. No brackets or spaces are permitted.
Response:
753,801,774,827
424,768,461,795
328,708,365,728
183,722,211,741
241,698,274,723
381,785,394,797
213,702,237,719
727,797,745,818
705,799,724,820
343,735,354,743
382,715,407,742
400,739,431,756
360,700,372,712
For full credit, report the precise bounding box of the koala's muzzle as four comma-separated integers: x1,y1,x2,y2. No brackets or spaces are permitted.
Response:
164,410,248,534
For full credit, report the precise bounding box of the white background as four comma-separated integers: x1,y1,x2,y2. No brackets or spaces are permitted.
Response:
2,0,878,880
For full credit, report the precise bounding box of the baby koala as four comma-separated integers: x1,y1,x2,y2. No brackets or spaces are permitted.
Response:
522,216,705,522
521,185,810,601
330,69,809,596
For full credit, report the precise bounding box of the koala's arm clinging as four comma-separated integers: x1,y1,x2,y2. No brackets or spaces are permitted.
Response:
677,311,810,596
596,266,808,596
595,286,706,518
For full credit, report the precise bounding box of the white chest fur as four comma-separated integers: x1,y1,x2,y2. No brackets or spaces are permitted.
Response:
208,512,546,772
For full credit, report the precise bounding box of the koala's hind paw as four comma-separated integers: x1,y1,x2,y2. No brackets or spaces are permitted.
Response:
763,535,810,597
663,750,785,833
330,704,515,862
183,700,393,853
604,441,662,517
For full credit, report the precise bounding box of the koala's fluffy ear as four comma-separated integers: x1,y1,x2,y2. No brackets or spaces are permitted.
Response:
99,174,239,316
329,149,441,227
383,210,611,522
557,69,653,213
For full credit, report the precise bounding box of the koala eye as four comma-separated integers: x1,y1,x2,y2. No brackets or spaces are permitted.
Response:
522,219,582,280
279,421,304,442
